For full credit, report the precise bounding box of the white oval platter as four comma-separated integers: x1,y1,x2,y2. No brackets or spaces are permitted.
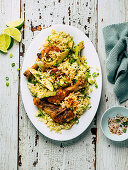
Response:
21,24,102,141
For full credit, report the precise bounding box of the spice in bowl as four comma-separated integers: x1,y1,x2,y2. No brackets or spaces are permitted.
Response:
108,116,128,135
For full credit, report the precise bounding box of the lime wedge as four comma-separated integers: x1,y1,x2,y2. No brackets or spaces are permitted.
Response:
2,27,21,42
8,38,14,49
6,18,24,29
0,34,13,53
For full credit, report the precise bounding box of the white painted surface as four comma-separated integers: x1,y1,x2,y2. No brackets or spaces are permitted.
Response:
97,0,128,170
0,0,128,169
0,0,20,170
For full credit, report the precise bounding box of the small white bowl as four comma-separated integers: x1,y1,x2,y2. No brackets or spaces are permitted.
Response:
101,106,128,141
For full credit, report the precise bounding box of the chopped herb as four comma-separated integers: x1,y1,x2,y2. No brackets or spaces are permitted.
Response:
6,77,9,81
69,58,76,64
115,119,120,122
86,68,90,72
67,47,70,50
92,72,99,77
51,72,55,76
70,119,75,123
57,82,60,87
6,82,9,86
38,112,45,117
92,72,97,77
11,63,15,67
33,81,37,86
54,63,58,67
110,129,113,132
123,128,126,133
59,83,62,86
69,50,73,55
95,83,98,88
54,87,57,91
76,119,79,124
28,77,37,86
73,79,78,84
28,77,32,83
82,106,86,110
80,88,85,94
70,117,78,123
65,81,69,84
9,53,13,58
85,72,91,79
36,73,41,77
38,114,42,117
43,76,46,78
47,36,50,43
33,94,37,97
122,122,128,126
87,96,91,98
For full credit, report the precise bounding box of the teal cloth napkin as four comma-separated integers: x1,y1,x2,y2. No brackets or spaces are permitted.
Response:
103,22,128,103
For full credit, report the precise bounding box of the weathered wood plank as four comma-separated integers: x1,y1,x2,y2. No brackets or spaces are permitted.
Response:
19,0,98,169
1,0,128,169
97,0,128,170
0,0,20,169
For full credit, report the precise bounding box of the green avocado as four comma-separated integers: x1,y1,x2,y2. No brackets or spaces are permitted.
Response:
75,41,84,65
56,49,69,65
28,83,56,98
37,49,69,69
28,68,54,91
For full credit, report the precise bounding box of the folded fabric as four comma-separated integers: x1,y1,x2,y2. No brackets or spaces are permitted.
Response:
103,22,128,103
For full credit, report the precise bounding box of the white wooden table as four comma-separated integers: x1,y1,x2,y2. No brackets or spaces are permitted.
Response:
0,0,128,169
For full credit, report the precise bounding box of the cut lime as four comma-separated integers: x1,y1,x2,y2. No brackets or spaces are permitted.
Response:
2,27,21,42
6,18,24,29
0,34,13,53
8,38,14,49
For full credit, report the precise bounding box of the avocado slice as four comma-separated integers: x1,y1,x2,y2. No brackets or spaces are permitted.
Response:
28,68,54,91
28,83,56,98
56,49,69,65
37,60,56,69
37,49,69,69
75,41,84,65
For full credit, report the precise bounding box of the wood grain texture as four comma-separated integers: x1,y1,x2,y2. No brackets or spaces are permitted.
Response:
19,0,98,170
1,0,128,169
97,0,128,170
0,0,20,169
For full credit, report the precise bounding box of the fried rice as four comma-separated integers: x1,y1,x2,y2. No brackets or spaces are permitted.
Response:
25,29,99,133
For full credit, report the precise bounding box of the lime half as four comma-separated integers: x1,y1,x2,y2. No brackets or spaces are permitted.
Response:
6,18,24,29
2,27,21,42
0,34,13,53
